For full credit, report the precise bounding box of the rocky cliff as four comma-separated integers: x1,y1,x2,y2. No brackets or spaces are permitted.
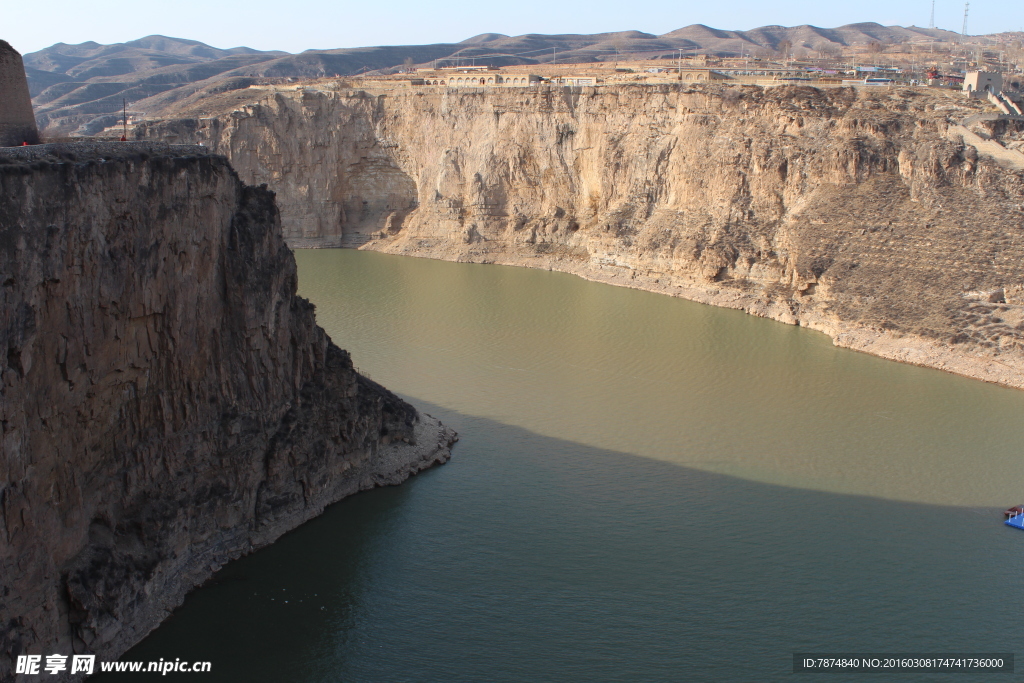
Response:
0,142,455,680
137,84,1024,387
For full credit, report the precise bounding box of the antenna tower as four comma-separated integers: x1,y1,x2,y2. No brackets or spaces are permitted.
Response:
961,2,969,41
929,0,935,29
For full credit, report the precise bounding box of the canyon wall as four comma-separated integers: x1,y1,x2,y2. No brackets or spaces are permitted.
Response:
137,84,1024,387
0,142,455,680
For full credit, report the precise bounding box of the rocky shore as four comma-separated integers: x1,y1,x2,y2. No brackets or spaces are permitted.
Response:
0,142,455,681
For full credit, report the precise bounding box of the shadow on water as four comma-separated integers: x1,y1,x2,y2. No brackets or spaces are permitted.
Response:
103,400,1021,683
292,248,1024,508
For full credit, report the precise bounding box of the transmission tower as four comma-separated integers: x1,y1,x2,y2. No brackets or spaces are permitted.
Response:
929,0,935,29
961,2,969,42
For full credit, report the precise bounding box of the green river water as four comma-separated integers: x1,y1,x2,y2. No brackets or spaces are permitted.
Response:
109,249,1024,682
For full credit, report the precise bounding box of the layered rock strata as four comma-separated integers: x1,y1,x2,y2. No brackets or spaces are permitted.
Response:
0,142,455,681
137,84,1024,387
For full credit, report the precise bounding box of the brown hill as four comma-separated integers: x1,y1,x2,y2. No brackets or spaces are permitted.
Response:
19,23,991,136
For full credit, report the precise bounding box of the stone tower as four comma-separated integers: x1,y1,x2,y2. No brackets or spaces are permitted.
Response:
0,40,40,146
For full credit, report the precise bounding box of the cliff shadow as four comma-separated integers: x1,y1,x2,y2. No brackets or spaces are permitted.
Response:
99,400,1020,683
337,157,417,243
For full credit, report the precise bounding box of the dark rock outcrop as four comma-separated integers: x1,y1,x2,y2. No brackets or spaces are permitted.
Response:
0,142,455,681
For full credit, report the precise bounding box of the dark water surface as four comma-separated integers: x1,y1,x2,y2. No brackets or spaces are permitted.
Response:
109,250,1024,682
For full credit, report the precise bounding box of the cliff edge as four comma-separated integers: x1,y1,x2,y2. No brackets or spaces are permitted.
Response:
0,142,455,680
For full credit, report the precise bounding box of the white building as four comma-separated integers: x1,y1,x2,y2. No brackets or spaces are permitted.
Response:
419,74,542,87
552,76,598,86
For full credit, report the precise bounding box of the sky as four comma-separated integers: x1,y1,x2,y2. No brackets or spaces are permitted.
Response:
5,0,1023,56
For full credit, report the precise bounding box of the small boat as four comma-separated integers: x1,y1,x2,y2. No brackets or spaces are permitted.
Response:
1005,505,1024,517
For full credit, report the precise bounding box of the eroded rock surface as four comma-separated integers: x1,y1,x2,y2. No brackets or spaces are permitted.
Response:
0,142,455,681
137,84,1024,387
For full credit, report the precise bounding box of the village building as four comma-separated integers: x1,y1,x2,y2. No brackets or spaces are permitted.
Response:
417,73,543,87
963,71,1003,97
709,66,799,79
552,76,598,86
438,65,494,72
678,68,730,82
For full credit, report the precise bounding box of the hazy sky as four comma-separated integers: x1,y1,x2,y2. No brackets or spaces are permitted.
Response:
6,0,1023,56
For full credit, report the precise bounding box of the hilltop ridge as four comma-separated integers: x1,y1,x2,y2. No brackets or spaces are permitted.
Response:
21,22,1018,136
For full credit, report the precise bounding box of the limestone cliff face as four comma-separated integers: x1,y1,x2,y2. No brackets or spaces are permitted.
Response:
138,85,1024,387
0,142,454,680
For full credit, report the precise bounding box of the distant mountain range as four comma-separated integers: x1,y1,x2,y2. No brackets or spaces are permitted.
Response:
17,23,1002,136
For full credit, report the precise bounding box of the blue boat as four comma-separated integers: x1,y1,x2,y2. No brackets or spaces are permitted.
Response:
1006,510,1024,530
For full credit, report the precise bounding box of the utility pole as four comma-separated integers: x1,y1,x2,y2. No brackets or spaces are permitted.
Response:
121,98,127,142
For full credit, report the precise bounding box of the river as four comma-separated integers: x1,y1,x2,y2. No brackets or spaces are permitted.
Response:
109,249,1024,681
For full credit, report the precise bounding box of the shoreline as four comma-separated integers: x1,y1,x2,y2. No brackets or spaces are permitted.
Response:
0,141,459,682
146,84,1024,397
325,239,1024,391
104,414,456,677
